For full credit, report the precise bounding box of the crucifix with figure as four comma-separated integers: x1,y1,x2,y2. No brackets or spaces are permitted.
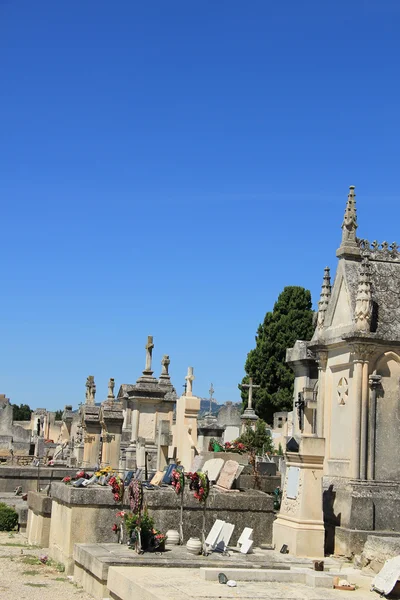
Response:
209,383,215,414
144,335,154,374
241,377,260,411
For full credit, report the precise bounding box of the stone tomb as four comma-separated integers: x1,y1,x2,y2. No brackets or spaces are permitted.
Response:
202,457,224,482
215,459,240,491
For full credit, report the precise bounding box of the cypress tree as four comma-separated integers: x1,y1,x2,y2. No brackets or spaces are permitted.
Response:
240,286,315,424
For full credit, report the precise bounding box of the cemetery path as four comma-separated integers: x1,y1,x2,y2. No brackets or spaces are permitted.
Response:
0,532,92,600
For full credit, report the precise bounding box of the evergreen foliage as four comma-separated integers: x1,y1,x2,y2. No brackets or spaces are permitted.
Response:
0,503,18,531
236,419,274,455
12,403,32,421
241,286,314,424
54,410,63,420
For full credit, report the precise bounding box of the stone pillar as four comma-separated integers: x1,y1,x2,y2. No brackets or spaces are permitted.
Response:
101,402,124,470
316,351,328,438
360,361,370,480
351,357,363,479
367,375,382,481
82,406,102,468
272,435,325,558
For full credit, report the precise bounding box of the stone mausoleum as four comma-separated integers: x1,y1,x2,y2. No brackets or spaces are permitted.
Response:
287,186,400,556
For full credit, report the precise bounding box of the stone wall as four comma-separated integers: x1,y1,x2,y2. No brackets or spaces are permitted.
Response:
145,487,274,548
0,466,77,493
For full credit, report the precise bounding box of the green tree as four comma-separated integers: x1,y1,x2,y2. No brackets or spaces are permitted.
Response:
55,410,63,420
237,419,274,455
240,286,314,424
12,403,32,421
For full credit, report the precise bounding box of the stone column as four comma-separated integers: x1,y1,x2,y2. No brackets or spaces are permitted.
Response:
82,406,102,468
360,360,370,480
367,375,382,481
316,351,328,438
101,402,124,470
351,356,363,480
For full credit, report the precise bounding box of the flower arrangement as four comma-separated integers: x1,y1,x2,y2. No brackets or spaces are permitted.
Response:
108,475,124,502
171,469,185,495
112,508,166,551
95,466,113,477
62,476,71,484
187,471,209,503
128,479,143,512
208,438,247,454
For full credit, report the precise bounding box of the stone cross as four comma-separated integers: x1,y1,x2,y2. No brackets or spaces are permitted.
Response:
161,355,170,377
86,376,96,405
144,335,154,373
241,377,260,411
108,378,115,400
185,367,195,396
209,383,215,414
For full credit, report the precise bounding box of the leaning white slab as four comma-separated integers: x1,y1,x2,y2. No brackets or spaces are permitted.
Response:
372,555,400,596
214,521,235,552
205,519,224,548
202,457,224,481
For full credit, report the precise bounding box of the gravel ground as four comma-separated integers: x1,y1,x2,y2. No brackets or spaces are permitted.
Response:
0,531,93,600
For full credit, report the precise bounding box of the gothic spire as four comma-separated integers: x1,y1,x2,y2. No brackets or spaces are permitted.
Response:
355,257,372,332
317,266,331,329
336,186,361,259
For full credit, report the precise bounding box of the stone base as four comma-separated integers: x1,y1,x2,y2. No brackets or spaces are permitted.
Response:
273,516,325,558
26,491,53,547
324,477,400,556
0,466,78,493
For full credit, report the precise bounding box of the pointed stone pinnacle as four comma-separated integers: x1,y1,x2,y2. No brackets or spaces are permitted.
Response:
336,185,361,258
355,257,373,332
317,266,331,329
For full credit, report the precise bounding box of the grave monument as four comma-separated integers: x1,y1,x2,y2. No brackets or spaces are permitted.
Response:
287,185,400,556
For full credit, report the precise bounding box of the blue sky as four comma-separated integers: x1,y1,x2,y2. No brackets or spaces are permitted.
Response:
1,1,400,411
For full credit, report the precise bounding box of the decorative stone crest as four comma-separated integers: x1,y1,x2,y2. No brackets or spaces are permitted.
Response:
355,258,372,332
358,239,400,262
317,266,331,329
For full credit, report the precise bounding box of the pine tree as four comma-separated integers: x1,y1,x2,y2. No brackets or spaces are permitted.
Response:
241,286,315,424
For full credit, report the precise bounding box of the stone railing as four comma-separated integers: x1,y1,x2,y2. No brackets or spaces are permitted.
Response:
358,239,400,262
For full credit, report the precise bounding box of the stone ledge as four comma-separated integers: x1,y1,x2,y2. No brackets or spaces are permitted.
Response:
28,491,53,515
51,482,117,506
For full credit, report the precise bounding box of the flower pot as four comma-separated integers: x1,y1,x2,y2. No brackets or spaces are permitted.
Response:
186,537,202,555
166,529,180,546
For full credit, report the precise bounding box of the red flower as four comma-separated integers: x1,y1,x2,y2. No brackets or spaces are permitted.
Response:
112,523,118,532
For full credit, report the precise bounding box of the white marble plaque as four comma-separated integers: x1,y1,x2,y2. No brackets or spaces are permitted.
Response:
202,458,224,482
286,466,300,499
372,556,400,596
205,519,224,548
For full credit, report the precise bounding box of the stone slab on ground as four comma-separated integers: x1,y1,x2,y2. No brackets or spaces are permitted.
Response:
361,534,400,573
73,542,351,599
106,566,378,600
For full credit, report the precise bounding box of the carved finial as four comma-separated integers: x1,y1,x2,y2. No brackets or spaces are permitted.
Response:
85,376,96,405
185,367,195,396
107,378,115,400
342,186,357,242
317,266,331,329
355,257,372,332
159,354,171,381
144,335,154,375
337,186,360,258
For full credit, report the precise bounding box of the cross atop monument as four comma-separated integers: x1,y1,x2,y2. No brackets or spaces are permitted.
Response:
144,335,154,375
185,367,195,396
209,382,215,414
241,377,260,411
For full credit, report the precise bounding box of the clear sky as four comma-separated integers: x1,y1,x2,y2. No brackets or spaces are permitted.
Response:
1,1,400,411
